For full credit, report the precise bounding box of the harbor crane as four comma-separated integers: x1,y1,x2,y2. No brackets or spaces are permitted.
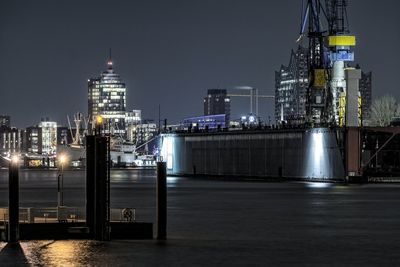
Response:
298,0,356,126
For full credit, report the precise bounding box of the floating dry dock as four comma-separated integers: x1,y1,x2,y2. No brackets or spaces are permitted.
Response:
161,127,400,182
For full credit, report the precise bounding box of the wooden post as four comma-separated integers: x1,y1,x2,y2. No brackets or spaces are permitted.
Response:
156,162,167,240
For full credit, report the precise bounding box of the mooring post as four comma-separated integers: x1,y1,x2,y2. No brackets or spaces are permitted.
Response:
94,136,110,241
8,156,19,242
156,161,167,240
86,135,96,234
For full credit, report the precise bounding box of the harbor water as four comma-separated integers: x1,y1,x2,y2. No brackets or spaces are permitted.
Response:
1,169,400,266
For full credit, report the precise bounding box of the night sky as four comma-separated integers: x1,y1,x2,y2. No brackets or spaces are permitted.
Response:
1,0,399,128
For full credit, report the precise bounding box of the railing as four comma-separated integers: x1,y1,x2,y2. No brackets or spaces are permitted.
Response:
0,207,140,224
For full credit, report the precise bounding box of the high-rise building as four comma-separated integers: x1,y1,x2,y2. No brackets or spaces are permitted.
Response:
203,89,230,123
0,115,10,128
359,70,372,122
275,46,308,123
88,57,127,135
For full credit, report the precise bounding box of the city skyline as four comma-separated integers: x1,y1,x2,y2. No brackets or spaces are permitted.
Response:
1,0,399,127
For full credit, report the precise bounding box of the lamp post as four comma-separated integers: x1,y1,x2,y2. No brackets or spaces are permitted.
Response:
95,115,103,136
58,154,67,207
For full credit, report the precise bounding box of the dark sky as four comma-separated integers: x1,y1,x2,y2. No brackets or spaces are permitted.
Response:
1,0,399,128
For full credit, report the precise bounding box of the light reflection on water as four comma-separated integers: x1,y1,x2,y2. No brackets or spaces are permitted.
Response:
1,171,400,265
305,182,333,189
20,240,106,266
167,176,181,187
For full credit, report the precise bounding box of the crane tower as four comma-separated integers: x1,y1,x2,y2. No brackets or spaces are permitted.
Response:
298,0,357,126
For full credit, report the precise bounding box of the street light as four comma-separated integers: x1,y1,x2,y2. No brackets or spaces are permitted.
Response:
95,115,103,135
11,155,19,164
58,154,67,207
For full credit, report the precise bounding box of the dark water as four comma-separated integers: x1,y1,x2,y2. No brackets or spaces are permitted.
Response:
1,170,400,266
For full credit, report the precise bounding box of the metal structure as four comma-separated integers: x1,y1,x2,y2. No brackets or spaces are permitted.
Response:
299,0,328,124
67,112,88,147
325,0,356,126
228,86,274,118
86,125,111,240
298,0,357,126
162,128,345,180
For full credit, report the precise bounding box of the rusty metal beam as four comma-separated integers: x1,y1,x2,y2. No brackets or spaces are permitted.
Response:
362,132,398,168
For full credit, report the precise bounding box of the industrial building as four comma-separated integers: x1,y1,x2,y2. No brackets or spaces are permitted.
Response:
88,57,127,136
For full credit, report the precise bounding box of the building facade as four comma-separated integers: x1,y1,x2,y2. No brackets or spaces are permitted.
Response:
25,126,42,154
0,127,22,156
38,120,57,156
88,58,127,135
275,46,309,123
126,110,142,143
125,110,141,127
204,89,230,123
134,121,158,146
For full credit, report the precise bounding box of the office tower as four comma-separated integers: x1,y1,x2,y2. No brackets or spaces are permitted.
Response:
88,57,127,135
204,89,230,123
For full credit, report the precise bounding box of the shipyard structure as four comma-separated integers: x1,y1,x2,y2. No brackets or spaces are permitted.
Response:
161,0,398,182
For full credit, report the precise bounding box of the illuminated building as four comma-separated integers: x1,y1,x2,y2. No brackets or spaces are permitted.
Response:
25,126,41,154
125,110,141,127
204,89,230,123
0,115,22,155
39,120,57,156
126,120,158,154
88,57,126,135
275,46,308,123
0,127,22,156
126,110,142,142
135,121,158,145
